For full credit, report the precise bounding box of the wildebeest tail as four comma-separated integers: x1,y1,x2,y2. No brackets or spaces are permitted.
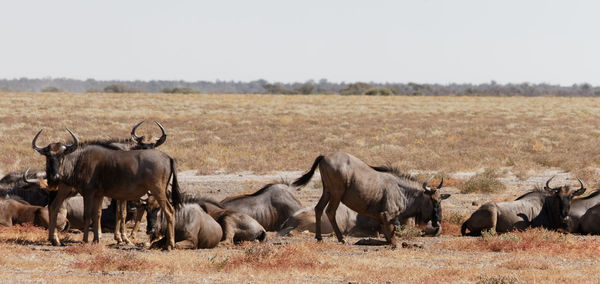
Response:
292,155,324,188
461,221,469,236
169,157,182,209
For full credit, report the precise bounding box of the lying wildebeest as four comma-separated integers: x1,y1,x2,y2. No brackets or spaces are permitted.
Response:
64,196,137,232
0,169,50,207
0,196,69,230
579,204,600,234
221,182,303,231
147,195,267,245
208,209,267,244
151,203,223,249
565,190,600,233
32,129,181,249
293,152,450,248
461,177,586,236
278,205,356,235
279,203,376,236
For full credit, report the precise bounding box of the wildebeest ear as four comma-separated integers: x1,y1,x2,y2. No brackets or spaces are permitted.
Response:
441,194,451,200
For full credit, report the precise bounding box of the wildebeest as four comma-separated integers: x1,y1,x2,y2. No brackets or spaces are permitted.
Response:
0,169,50,207
64,196,137,232
146,195,267,245
221,182,303,231
280,204,386,237
0,196,68,230
565,190,600,233
278,203,365,236
293,152,450,248
32,129,181,249
461,177,586,236
151,203,222,249
579,204,600,234
208,209,267,244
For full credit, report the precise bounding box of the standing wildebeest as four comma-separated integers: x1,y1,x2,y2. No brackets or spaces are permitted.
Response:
221,182,303,231
32,129,181,249
579,204,600,234
0,196,69,230
564,190,600,233
151,203,222,249
293,152,450,248
461,177,586,236
54,120,167,244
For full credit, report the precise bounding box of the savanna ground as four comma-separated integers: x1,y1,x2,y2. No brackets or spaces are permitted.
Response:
2,93,600,283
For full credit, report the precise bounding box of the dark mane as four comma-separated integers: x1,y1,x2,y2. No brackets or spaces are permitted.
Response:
369,165,418,182
79,138,134,150
515,186,550,200
221,183,276,203
181,194,223,209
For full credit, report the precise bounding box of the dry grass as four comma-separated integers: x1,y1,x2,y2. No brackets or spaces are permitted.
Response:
3,93,600,282
3,93,600,175
459,168,507,193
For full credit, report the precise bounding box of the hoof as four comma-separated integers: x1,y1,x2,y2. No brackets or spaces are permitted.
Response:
338,239,346,244
316,237,323,242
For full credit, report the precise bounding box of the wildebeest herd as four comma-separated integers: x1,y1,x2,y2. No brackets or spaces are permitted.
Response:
1,121,600,251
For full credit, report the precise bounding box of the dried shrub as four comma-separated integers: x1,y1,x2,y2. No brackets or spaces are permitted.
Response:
224,243,330,271
395,225,423,239
476,274,520,284
64,243,104,255
459,168,506,193
74,251,149,271
0,224,47,245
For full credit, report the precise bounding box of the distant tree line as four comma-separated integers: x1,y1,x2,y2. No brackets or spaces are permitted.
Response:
0,78,599,96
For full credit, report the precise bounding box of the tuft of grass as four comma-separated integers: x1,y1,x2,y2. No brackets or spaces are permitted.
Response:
224,242,330,271
476,274,520,284
459,168,506,193
74,251,149,271
395,225,423,239
0,224,47,245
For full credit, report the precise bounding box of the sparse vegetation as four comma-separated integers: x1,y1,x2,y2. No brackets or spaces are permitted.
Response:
161,87,198,94
459,168,506,193
40,86,61,93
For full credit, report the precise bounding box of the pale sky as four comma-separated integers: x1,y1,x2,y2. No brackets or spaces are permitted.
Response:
0,0,598,85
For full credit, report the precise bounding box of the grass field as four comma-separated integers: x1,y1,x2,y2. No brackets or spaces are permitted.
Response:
1,93,600,283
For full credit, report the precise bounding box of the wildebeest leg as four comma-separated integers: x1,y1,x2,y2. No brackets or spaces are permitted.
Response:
156,199,175,250
91,196,104,243
129,205,145,239
119,201,132,244
48,186,72,246
82,195,95,243
325,200,345,244
379,212,398,249
114,200,124,244
314,191,330,242
114,200,132,245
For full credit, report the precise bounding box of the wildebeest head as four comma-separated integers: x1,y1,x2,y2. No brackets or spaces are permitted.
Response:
545,176,586,227
420,177,451,232
31,129,79,189
144,195,161,236
130,120,167,149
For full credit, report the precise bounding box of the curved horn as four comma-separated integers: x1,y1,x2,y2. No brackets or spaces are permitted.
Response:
22,168,39,184
576,177,585,191
64,128,79,154
545,175,556,190
153,121,167,147
32,129,47,154
437,177,444,189
422,176,434,191
131,120,145,142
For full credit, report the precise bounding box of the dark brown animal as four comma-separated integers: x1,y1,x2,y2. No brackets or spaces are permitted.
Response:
221,182,303,231
0,169,50,206
293,152,450,248
151,203,222,249
579,204,600,234
208,209,267,244
565,190,600,233
32,129,181,249
0,196,68,230
461,177,586,236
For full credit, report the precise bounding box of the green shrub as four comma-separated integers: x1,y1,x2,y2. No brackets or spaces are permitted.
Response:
459,168,506,193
